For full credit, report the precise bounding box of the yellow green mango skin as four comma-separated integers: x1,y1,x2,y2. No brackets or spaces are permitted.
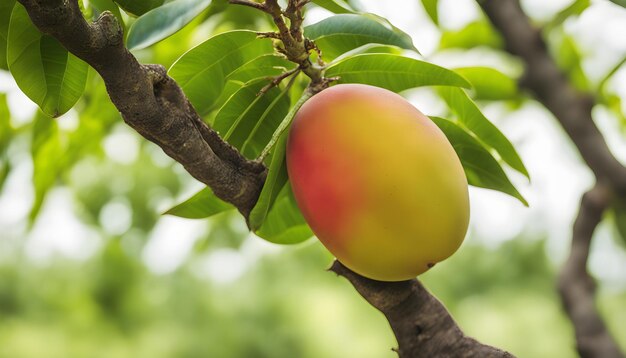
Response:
286,84,470,281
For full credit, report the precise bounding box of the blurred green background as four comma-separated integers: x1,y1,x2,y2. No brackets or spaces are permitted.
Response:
1,0,626,357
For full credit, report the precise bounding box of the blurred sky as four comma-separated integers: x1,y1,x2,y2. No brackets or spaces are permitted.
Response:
0,0,625,288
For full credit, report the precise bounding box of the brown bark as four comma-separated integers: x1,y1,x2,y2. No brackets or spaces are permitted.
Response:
478,1,626,357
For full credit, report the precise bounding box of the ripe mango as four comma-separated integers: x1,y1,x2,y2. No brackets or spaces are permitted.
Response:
286,84,470,281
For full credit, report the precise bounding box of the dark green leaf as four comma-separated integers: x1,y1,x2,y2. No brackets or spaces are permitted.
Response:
248,133,289,231
440,21,502,50
168,30,274,114
227,54,295,84
165,187,233,219
255,183,313,245
311,0,356,13
0,0,16,70
113,0,165,17
454,67,517,101
609,0,626,8
431,116,527,205
127,0,212,50
8,4,88,117
421,0,438,25
325,53,470,92
213,80,291,159
439,87,529,178
304,14,417,60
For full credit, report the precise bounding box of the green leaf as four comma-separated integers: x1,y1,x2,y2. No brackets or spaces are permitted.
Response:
248,133,289,231
421,0,438,25
113,0,165,17
613,202,626,248
430,116,528,205
165,187,233,219
213,79,291,159
454,67,517,101
8,4,88,117
88,0,123,22
311,0,356,14
0,0,16,70
30,112,67,221
0,94,11,154
255,183,313,245
304,14,417,60
546,0,590,31
440,21,502,50
227,54,295,84
127,0,212,50
325,53,471,92
439,87,529,178
168,30,274,115
554,32,589,91
609,0,626,8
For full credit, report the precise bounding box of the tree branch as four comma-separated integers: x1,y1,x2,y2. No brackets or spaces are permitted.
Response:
558,185,624,358
17,0,267,219
331,261,514,358
478,1,626,357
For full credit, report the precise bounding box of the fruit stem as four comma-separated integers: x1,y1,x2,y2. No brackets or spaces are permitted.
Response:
257,88,315,162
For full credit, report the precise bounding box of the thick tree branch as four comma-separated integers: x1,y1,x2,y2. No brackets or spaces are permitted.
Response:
331,261,514,358
478,1,626,357
558,185,623,358
17,0,266,218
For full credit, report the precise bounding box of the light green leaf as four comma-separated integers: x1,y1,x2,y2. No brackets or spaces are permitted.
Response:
169,30,274,115
0,0,16,70
311,0,356,14
0,94,11,154
454,67,517,101
248,133,289,231
325,53,470,92
440,21,502,50
8,4,88,117
439,87,529,178
304,14,417,60
613,202,626,248
421,0,438,25
255,183,313,245
165,187,233,219
227,54,295,84
431,116,527,205
213,79,291,159
554,32,589,91
113,0,165,17
30,112,67,221
547,0,590,31
127,0,212,50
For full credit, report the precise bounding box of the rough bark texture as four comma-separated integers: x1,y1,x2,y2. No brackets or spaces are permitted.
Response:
17,0,266,219
331,261,514,358
478,1,626,357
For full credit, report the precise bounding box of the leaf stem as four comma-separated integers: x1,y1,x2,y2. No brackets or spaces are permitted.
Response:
257,88,315,162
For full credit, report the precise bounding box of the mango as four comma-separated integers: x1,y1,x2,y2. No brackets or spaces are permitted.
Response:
286,84,470,281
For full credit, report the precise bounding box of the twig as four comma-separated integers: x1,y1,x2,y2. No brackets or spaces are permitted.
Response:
258,67,300,96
